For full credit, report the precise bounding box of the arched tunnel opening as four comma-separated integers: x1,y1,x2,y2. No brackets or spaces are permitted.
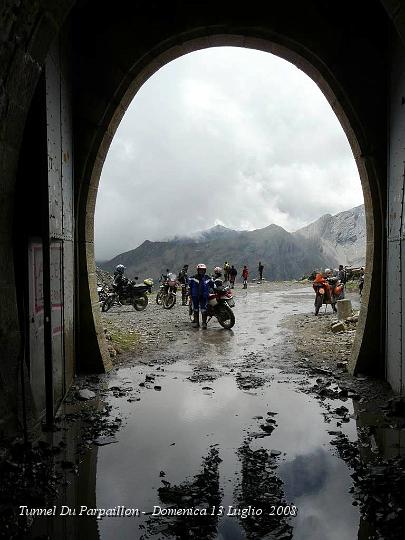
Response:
94,44,368,376
2,1,405,538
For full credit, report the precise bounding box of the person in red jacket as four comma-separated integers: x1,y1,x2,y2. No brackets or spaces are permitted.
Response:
242,265,249,289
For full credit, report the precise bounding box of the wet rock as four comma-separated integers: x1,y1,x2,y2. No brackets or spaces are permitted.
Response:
260,423,275,433
77,389,96,400
154,385,162,391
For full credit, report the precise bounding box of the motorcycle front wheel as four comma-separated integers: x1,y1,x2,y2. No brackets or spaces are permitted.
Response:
216,304,235,329
102,295,115,312
314,294,323,315
163,293,176,309
156,291,163,305
133,293,148,311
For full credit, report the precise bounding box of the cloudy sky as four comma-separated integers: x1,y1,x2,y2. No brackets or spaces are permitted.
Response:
95,47,363,261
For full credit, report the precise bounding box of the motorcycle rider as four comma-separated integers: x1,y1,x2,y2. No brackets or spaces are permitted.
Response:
188,263,214,329
313,268,338,311
178,264,189,305
213,266,224,288
113,264,128,295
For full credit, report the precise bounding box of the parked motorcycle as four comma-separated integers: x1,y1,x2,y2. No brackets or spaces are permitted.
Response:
188,285,235,329
313,276,344,316
97,285,109,303
102,277,153,312
161,273,178,309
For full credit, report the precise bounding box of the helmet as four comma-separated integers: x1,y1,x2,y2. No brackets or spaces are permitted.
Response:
214,266,222,275
116,264,126,274
197,263,207,270
324,268,331,274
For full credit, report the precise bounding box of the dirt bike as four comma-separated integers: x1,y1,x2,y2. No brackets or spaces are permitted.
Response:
97,285,109,303
156,274,178,309
188,285,235,329
102,277,153,312
313,276,344,316
162,274,179,309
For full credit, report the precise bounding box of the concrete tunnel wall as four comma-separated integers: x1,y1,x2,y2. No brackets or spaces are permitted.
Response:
0,0,402,436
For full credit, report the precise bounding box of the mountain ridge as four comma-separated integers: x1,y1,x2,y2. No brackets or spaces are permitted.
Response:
100,205,366,281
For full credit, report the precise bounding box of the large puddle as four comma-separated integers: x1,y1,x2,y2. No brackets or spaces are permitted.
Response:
31,286,383,539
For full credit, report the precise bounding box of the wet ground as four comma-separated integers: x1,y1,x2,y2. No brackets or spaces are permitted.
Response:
3,283,405,539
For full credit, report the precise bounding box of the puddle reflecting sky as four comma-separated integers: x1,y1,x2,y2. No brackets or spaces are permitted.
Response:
95,362,360,540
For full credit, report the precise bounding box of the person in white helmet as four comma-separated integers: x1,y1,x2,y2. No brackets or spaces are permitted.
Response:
188,264,214,329
212,266,223,288
113,264,128,295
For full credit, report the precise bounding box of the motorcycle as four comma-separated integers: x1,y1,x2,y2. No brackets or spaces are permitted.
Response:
188,285,236,329
161,273,178,309
97,285,109,303
102,277,153,312
313,276,344,316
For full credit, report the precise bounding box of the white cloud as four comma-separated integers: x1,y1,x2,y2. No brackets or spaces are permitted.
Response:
95,47,363,261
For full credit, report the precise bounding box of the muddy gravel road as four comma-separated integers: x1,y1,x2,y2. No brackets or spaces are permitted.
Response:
15,282,405,540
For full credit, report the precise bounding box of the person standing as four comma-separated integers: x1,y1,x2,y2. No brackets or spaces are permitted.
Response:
223,261,231,282
188,263,214,329
337,264,347,284
229,265,237,289
242,265,249,289
359,268,365,296
178,264,189,305
258,261,264,281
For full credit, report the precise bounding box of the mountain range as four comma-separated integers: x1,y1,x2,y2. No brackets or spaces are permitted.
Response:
99,204,366,281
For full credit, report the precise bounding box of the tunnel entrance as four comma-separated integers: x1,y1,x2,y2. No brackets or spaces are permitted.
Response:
84,38,376,381
94,46,366,371
0,1,391,436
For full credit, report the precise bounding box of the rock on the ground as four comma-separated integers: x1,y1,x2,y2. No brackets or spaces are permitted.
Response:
77,388,96,400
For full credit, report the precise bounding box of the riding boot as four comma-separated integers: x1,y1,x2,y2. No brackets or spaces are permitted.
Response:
202,313,208,329
192,311,200,328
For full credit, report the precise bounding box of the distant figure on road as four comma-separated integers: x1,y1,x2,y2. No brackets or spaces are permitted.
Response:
337,264,347,284
161,268,170,282
258,261,264,281
178,264,189,305
359,268,365,296
223,261,231,282
242,265,249,289
229,265,237,289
